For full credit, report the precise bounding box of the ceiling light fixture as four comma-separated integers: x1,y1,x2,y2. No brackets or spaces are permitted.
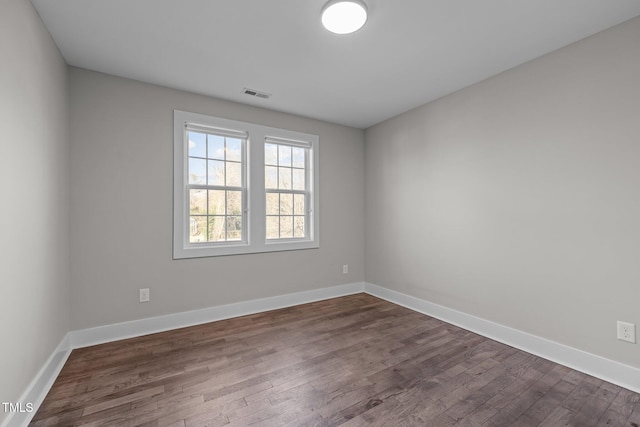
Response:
321,0,368,35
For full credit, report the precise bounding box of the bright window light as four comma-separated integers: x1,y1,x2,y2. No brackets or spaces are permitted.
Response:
321,0,368,35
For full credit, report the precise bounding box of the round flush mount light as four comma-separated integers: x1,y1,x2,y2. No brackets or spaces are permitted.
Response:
321,0,368,35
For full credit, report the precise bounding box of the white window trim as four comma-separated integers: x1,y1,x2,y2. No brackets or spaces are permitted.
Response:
173,110,319,259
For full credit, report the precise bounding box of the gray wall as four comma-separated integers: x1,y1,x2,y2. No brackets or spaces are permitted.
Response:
365,16,640,368
69,68,365,330
0,0,69,420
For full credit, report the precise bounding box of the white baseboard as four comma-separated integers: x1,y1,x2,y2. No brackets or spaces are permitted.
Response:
9,280,639,427
364,282,640,394
2,335,72,427
70,282,366,348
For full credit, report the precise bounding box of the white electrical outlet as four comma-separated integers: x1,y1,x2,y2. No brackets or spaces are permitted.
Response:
617,321,636,343
342,264,349,274
139,288,150,303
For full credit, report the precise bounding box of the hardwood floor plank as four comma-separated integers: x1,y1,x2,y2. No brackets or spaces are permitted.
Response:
82,385,165,416
30,294,640,426
514,377,578,426
570,381,620,426
483,363,568,426
607,388,640,420
628,403,640,427
597,407,632,427
538,405,578,427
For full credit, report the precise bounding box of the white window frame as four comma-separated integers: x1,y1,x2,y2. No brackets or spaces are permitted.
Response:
264,136,312,243
174,110,319,259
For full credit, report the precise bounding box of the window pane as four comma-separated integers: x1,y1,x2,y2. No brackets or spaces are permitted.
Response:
226,138,242,162
266,216,279,239
189,189,207,215
188,131,207,158
226,161,242,187
208,190,225,215
280,193,293,215
280,216,293,238
278,145,292,166
208,160,225,186
266,193,279,215
188,158,206,185
227,191,242,215
189,216,207,243
278,167,291,189
293,194,305,215
227,230,242,241
294,216,305,238
265,143,278,165
292,168,305,191
208,135,225,160
292,147,305,168
265,166,278,189
208,216,225,242
226,216,242,241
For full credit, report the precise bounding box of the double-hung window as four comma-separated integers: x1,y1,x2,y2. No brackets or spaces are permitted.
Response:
265,137,310,241
174,110,319,258
185,125,247,245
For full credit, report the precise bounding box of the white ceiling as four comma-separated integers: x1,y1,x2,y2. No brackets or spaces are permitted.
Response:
32,0,640,129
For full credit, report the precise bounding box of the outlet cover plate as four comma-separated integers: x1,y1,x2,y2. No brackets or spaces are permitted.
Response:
617,321,636,343
139,288,150,303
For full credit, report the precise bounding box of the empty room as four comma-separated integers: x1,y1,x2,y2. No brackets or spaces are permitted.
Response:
2,0,640,426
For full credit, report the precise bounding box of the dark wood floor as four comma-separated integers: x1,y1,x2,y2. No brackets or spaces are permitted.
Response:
32,294,640,426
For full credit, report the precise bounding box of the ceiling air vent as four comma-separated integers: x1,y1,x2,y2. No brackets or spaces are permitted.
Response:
242,88,271,99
